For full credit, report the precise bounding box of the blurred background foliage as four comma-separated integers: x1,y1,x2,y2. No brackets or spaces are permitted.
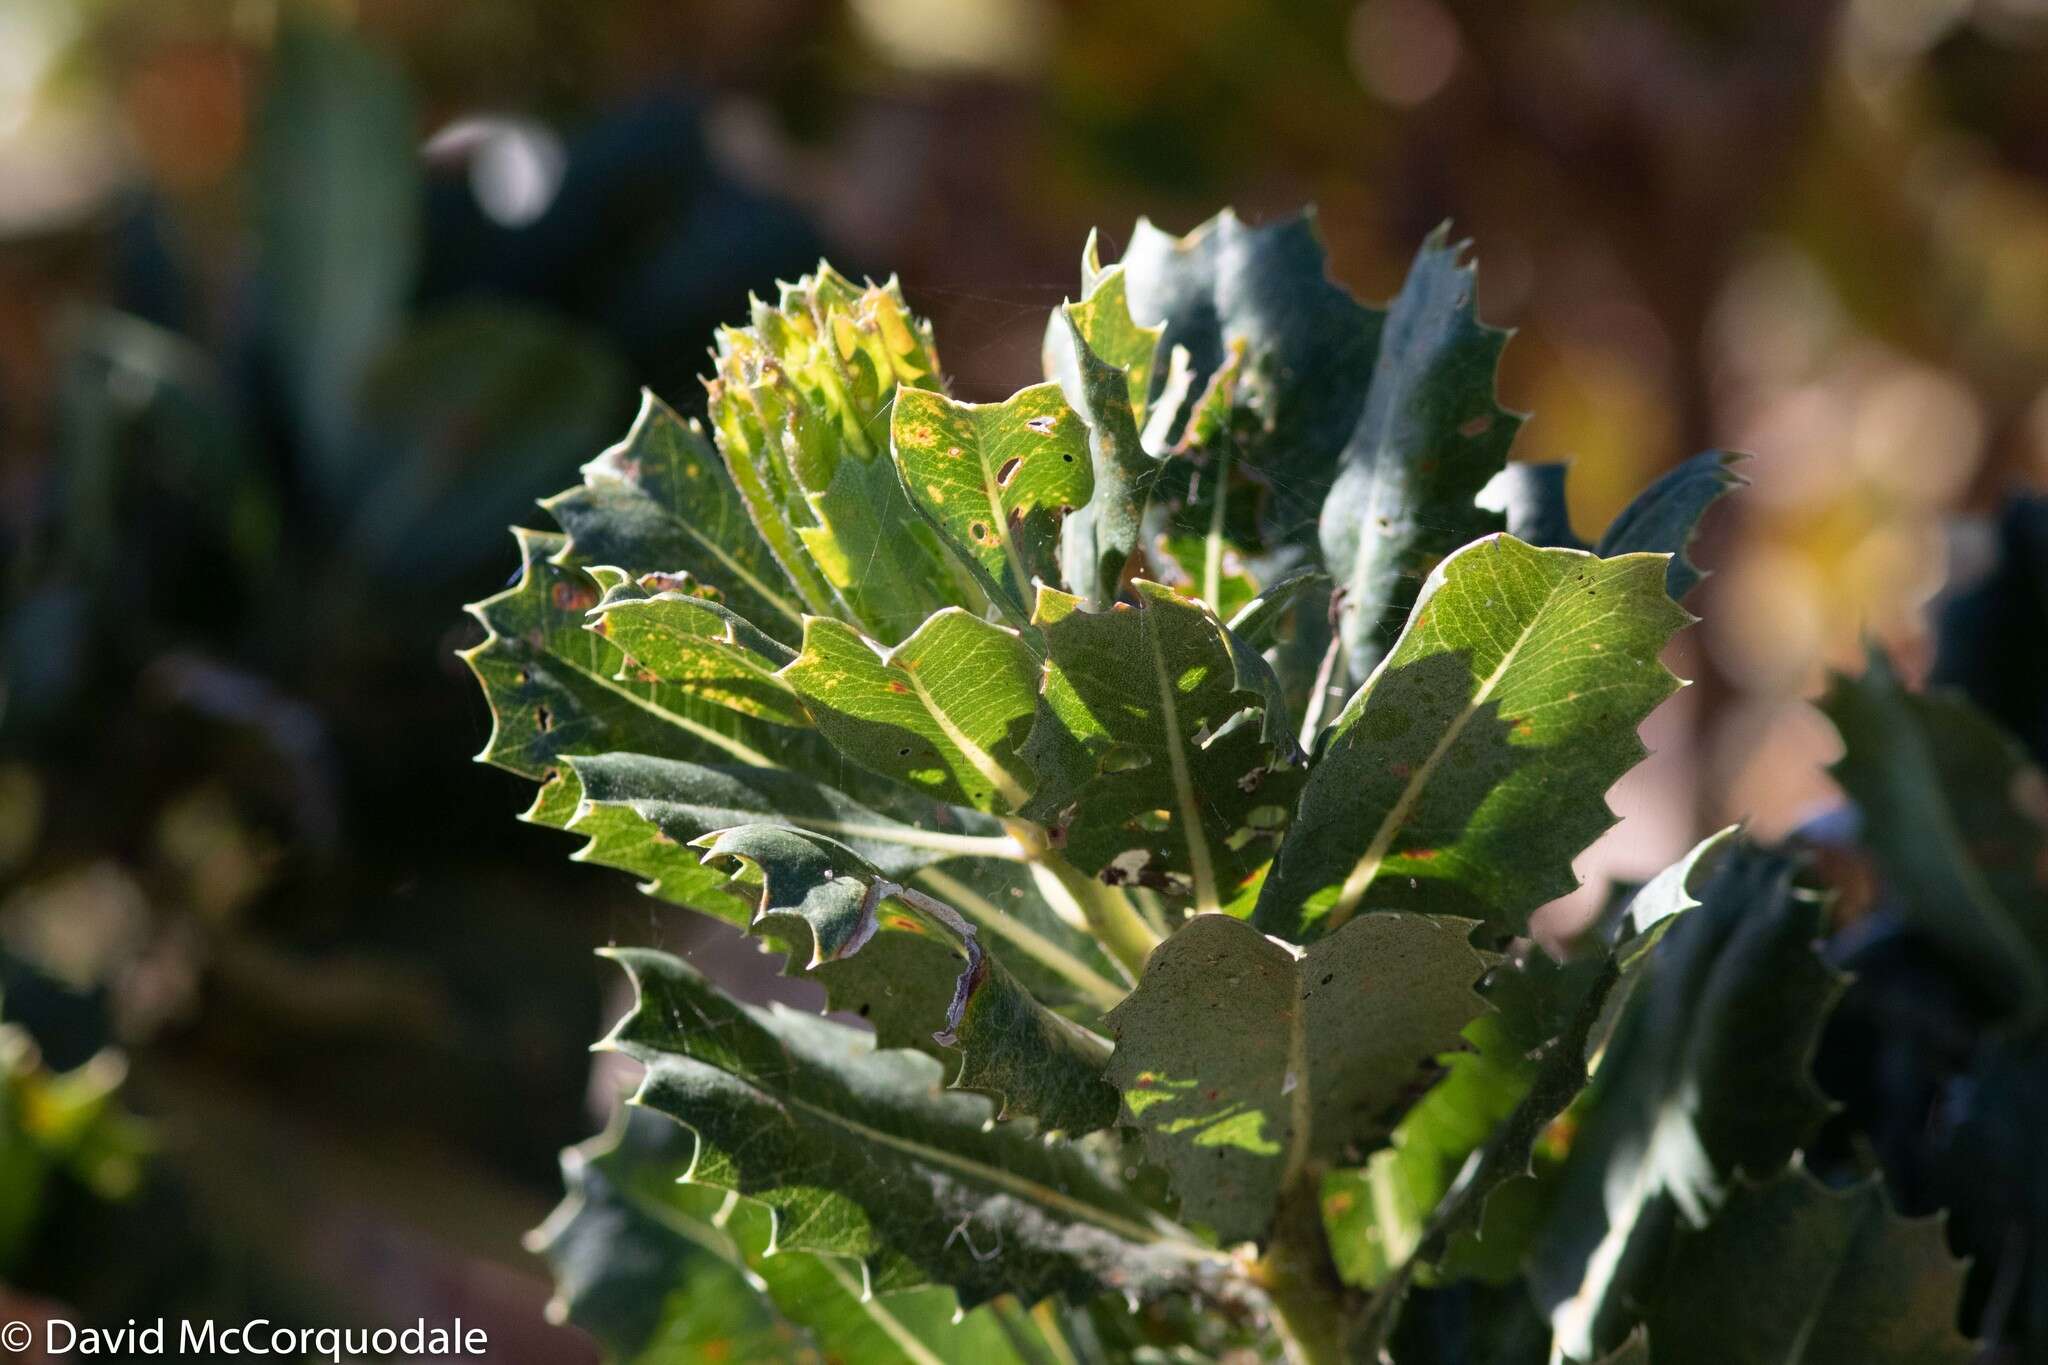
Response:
0,0,2043,1356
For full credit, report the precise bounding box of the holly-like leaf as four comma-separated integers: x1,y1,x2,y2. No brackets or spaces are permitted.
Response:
1321,227,1519,678
1119,209,1384,547
545,390,809,645
693,825,1120,1134
462,530,818,823
1595,450,1747,602
533,1110,1070,1364
1478,462,1584,551
1821,649,2048,1022
1054,279,1164,609
1529,841,1842,1361
1102,912,1488,1245
1023,580,1305,913
1639,1168,1973,1365
891,382,1094,616
583,568,807,727
706,268,972,642
1045,240,1163,424
782,611,1041,815
605,948,1229,1305
1254,535,1689,946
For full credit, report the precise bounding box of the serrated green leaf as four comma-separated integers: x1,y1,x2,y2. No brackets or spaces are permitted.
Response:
462,530,818,820
693,825,1119,1134
1530,841,1842,1360
534,1110,1067,1364
1103,912,1488,1245
606,948,1228,1305
706,269,972,641
783,611,1041,815
1820,649,2048,1021
1638,1168,1972,1365
547,391,809,644
1054,278,1164,610
1321,227,1519,678
583,569,807,727
559,752,1018,921
1595,450,1747,602
1023,581,1305,914
1254,535,1689,945
1046,242,1163,424
1120,210,1384,547
891,382,1094,616
1226,570,1331,651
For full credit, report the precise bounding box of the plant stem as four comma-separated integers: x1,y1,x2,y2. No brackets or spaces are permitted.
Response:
1009,829,1161,980
1252,1174,1351,1365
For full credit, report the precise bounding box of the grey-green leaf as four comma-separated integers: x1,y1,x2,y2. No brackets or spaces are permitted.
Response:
605,948,1226,1304
1595,450,1747,602
1254,535,1690,945
1103,912,1488,1245
1321,227,1519,678
1055,279,1164,610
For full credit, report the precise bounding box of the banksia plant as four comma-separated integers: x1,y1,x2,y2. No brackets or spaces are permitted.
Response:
466,211,2000,1362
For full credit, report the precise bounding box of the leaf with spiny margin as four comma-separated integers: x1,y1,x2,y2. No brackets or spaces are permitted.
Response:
533,1109,1068,1364
783,611,1040,815
1529,840,1843,1361
1228,570,1332,650
583,568,807,727
1120,209,1384,548
1046,247,1163,425
545,390,808,646
461,529,827,826
1820,649,2048,1023
1327,830,1736,1307
559,751,1012,922
1321,227,1519,678
605,949,1223,1305
706,267,971,640
1103,912,1488,1246
1640,1168,1973,1365
1595,450,1747,602
1054,279,1165,610
891,381,1094,616
693,825,1119,1134
1254,535,1689,946
1023,580,1305,914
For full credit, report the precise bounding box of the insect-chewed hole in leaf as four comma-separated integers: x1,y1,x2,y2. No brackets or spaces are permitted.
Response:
971,521,990,542
534,706,553,731
1130,809,1172,832
1026,415,1056,434
996,456,1023,486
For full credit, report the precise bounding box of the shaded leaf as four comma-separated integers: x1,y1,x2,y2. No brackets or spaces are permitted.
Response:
1820,649,2048,1022
1477,462,1583,551
606,948,1228,1305
1024,581,1306,913
1530,841,1842,1360
1054,274,1165,610
1103,912,1487,1245
1255,535,1689,945
1321,227,1518,678
1639,1168,1972,1365
1594,450,1746,602
892,381,1094,617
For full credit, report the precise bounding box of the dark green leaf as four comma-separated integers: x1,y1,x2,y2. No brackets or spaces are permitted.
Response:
606,948,1230,1304
1639,1168,1972,1365
1594,450,1746,602
1820,649,2048,1022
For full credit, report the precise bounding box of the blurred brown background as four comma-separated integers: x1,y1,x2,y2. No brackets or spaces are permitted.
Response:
1,0,2044,1357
